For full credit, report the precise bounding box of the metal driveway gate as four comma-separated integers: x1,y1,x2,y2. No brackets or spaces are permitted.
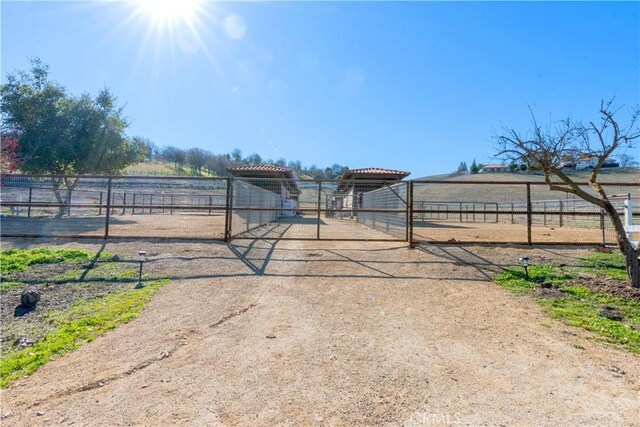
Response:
228,178,408,241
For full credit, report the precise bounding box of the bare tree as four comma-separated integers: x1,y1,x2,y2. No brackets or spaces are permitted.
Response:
618,153,638,168
495,99,640,287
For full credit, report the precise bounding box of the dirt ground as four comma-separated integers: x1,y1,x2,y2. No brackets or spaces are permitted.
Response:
1,212,622,245
1,238,639,426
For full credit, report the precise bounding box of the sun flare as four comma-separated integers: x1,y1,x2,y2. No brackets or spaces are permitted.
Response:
135,0,202,23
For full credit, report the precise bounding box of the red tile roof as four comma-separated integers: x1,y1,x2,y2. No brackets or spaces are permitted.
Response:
226,165,291,173
345,168,410,176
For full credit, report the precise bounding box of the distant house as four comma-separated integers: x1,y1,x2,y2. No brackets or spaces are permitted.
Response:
603,158,620,168
479,164,510,173
576,156,598,170
559,161,575,169
575,156,619,170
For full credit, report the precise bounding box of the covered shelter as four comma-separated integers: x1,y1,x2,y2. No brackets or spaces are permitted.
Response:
330,167,410,215
226,165,300,214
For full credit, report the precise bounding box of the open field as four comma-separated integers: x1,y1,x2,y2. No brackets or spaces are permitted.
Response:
417,168,640,183
0,238,638,425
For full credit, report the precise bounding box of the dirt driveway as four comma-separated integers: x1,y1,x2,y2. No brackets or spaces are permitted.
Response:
1,238,638,426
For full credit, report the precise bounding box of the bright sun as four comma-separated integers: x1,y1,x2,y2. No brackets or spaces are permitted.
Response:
135,0,202,23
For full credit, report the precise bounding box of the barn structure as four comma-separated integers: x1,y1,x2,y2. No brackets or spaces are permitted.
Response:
226,165,300,214
328,168,410,216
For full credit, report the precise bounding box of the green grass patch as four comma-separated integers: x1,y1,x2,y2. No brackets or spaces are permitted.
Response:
578,251,628,280
53,263,138,283
0,248,118,274
0,281,25,293
495,264,640,354
0,279,168,388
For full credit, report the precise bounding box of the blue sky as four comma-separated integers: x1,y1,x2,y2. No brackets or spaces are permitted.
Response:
2,1,639,177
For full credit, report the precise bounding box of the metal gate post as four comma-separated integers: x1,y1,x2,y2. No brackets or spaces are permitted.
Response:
27,187,33,218
316,181,322,239
408,181,414,244
104,176,113,239
224,177,232,241
526,183,532,244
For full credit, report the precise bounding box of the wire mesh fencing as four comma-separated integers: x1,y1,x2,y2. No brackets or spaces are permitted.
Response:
1,175,228,240
1,175,109,238
228,178,406,240
411,180,640,245
2,175,637,244
358,182,408,240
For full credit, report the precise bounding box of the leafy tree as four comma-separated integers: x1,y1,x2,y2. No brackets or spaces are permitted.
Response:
134,136,157,161
456,161,468,173
246,153,262,165
0,59,146,215
230,148,242,163
495,100,640,287
186,147,208,174
469,159,479,174
161,146,185,169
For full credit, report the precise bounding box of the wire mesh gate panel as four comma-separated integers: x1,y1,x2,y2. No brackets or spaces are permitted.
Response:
358,182,408,240
0,175,228,239
229,178,407,241
1,175,109,238
3,174,637,244
411,180,640,245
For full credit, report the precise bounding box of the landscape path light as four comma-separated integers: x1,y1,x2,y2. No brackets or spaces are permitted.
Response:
136,250,147,289
519,256,530,280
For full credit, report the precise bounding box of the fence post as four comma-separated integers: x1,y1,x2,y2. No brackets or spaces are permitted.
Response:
149,194,153,214
224,178,232,241
408,181,414,244
316,181,322,239
543,201,547,226
132,193,136,214
511,202,514,224
600,209,606,245
526,184,532,244
559,200,563,228
122,193,127,215
104,177,112,239
99,191,103,216
27,187,33,218
209,195,213,215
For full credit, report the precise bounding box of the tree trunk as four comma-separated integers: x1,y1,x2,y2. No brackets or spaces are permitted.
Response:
52,178,78,218
603,201,639,288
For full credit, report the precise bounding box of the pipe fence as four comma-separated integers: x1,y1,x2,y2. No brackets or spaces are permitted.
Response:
1,175,638,245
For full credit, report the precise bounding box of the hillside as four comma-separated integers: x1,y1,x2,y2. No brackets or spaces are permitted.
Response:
415,168,640,184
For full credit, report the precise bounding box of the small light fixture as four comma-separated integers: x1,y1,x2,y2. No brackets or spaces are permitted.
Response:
519,256,530,279
136,250,147,288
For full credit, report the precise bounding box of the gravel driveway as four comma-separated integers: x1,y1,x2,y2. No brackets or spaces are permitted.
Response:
1,238,638,426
